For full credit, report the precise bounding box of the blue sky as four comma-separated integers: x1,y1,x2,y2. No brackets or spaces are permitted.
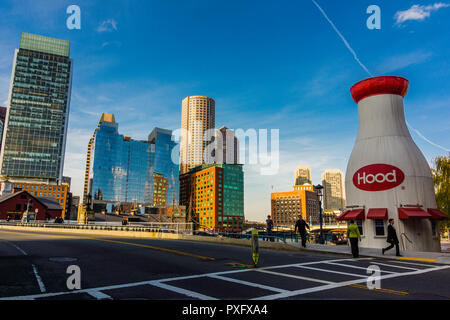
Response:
0,0,449,221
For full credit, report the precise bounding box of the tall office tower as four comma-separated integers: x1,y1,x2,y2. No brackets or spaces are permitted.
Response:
180,96,215,174
0,33,73,184
322,169,346,210
0,106,6,151
295,166,312,185
84,114,179,205
214,126,239,164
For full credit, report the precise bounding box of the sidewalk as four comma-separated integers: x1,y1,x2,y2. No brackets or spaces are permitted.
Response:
287,241,450,265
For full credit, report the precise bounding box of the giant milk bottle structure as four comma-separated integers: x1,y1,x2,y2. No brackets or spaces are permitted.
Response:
344,76,442,252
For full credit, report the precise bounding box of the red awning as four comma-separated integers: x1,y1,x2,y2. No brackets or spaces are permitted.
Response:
427,208,448,220
336,211,348,221
367,208,388,220
398,207,432,220
337,209,365,221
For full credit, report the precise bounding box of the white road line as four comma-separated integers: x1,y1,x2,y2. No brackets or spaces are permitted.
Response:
86,290,112,300
294,265,367,278
149,281,217,300
254,265,450,300
8,242,28,256
0,257,397,300
370,262,419,271
391,260,439,268
31,264,46,293
5,241,46,293
207,274,287,293
323,261,397,274
261,257,373,271
254,269,334,285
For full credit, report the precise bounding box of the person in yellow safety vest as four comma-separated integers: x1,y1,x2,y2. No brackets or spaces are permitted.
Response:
347,220,361,258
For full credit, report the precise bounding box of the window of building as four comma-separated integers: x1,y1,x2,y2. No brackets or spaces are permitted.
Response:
357,221,363,235
374,220,385,236
16,204,21,211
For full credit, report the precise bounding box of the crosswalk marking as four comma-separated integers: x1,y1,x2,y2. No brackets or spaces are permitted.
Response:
148,281,217,300
390,260,438,268
369,261,419,271
1,257,447,301
86,290,112,300
254,269,334,285
323,261,397,274
207,274,288,293
254,264,450,300
294,265,367,278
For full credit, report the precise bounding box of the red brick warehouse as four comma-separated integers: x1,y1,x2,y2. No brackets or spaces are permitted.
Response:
0,190,63,220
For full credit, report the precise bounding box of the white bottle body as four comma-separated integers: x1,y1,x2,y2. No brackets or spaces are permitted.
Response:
345,94,440,252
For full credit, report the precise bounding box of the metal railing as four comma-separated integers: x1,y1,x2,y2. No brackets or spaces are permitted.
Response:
0,220,194,235
216,232,304,244
401,232,413,251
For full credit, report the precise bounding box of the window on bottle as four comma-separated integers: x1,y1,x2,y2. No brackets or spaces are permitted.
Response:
356,221,363,235
375,219,385,236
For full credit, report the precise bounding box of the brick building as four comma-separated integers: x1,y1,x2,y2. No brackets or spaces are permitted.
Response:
180,164,244,232
0,190,63,220
271,184,320,227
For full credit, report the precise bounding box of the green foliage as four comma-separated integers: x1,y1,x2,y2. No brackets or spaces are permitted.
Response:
432,156,450,229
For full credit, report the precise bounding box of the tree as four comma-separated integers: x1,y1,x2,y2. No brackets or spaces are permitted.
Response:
431,156,450,229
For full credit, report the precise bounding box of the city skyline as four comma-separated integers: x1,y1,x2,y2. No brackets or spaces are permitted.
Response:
0,1,449,222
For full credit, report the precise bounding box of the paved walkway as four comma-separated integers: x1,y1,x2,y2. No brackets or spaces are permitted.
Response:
287,241,450,265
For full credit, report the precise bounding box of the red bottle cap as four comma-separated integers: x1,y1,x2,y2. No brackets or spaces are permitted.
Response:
350,76,409,103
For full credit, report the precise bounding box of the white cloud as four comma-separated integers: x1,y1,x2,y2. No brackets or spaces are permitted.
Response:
375,51,433,74
394,3,450,25
101,41,122,48
97,19,118,32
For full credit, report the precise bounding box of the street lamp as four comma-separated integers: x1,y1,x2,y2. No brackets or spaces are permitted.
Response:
315,184,324,244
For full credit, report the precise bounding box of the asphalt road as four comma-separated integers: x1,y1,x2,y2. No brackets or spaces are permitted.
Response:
1,229,450,300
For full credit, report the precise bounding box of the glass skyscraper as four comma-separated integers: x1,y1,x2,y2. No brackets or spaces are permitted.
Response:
0,106,6,152
85,114,179,205
149,127,180,206
0,33,73,184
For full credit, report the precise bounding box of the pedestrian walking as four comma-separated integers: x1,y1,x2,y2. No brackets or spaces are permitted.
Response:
266,215,274,242
294,216,310,248
382,219,402,257
347,220,361,258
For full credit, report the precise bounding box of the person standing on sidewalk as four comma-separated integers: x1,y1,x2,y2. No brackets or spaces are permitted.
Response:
383,219,402,257
266,215,274,242
294,216,310,248
347,220,361,258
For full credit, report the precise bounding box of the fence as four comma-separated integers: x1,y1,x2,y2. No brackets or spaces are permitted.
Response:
215,232,301,244
0,220,194,235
